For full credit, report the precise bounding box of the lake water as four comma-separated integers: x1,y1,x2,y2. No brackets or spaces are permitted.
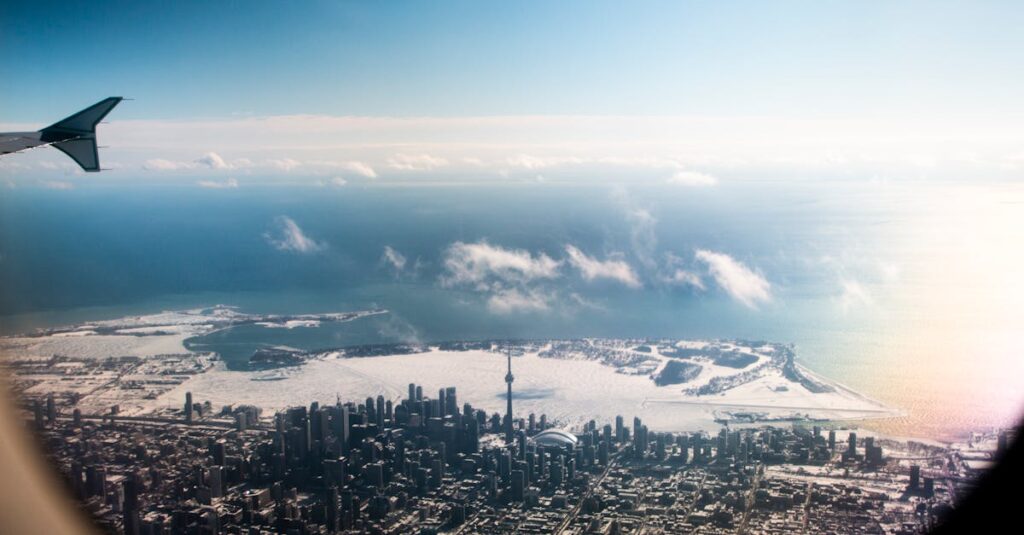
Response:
2,178,1022,441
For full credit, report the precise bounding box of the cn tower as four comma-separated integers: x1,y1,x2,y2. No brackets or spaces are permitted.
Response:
505,344,514,443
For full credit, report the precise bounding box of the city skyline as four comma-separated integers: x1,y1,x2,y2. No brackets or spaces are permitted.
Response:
2,2,1023,532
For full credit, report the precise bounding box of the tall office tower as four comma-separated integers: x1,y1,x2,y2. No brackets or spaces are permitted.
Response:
828,429,836,450
445,386,457,415
499,450,512,480
409,383,416,403
511,469,525,501
438,388,447,415
729,431,741,455
910,465,921,490
338,404,351,451
615,415,624,443
46,393,56,423
184,392,193,424
468,418,480,453
326,488,341,532
376,395,385,427
123,475,140,535
847,432,857,456
550,459,563,486
505,345,515,443
209,466,223,498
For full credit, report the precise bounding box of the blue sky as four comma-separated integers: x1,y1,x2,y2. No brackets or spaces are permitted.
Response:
2,1,1023,183
3,1,1024,120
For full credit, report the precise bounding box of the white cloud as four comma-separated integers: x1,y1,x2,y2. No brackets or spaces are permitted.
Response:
694,249,771,308
441,241,560,289
41,180,74,190
564,245,641,288
197,178,239,189
612,188,658,269
505,154,586,170
660,252,705,289
440,241,562,314
667,170,718,186
663,269,705,289
264,216,326,254
838,279,873,312
387,153,449,171
486,288,552,314
342,161,377,178
330,176,348,187
144,152,251,172
878,261,901,283
381,245,407,273
266,158,302,171
143,158,192,171
195,152,230,169
568,292,606,311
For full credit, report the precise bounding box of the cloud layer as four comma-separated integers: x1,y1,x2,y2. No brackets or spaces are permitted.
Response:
8,112,1017,182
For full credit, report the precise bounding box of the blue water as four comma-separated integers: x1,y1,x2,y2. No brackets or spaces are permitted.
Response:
2,179,1022,440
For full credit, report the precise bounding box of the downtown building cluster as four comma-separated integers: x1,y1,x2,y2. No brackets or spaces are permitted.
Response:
25,379,1007,535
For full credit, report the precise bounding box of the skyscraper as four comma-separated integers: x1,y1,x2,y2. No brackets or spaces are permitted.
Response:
505,345,514,443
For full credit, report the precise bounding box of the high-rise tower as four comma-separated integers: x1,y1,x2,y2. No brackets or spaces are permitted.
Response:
505,345,514,443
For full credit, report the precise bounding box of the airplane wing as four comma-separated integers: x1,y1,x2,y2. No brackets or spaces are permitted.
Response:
0,97,123,172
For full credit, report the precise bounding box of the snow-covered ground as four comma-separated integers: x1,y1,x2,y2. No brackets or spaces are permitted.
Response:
0,305,384,361
0,331,197,360
157,347,898,433
2,306,899,434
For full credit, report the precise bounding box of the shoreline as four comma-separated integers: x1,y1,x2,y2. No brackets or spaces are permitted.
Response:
0,305,1006,444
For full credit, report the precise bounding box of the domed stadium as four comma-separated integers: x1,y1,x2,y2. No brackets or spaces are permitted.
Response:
530,429,579,448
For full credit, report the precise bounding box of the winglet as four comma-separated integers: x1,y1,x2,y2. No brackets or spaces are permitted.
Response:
43,97,123,134
39,97,123,172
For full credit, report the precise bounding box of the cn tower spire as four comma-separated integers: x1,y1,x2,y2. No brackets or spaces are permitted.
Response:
505,344,514,443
